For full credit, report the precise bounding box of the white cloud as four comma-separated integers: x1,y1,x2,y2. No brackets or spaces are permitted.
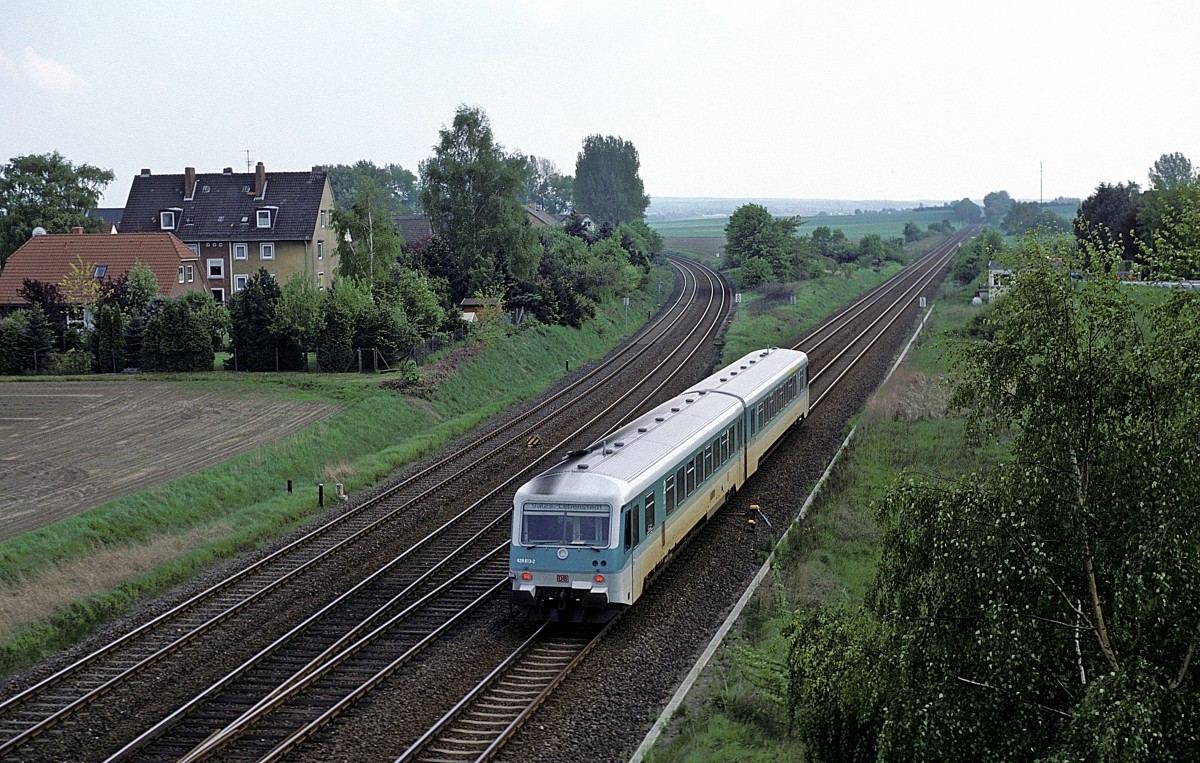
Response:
20,47,84,92
0,47,17,82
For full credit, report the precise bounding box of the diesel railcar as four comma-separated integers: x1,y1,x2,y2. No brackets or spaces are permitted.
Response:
510,347,809,621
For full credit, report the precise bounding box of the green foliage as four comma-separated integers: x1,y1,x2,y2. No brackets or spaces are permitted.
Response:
226,268,304,371
125,263,160,314
787,232,1200,761
954,197,983,223
520,155,574,215
724,204,815,282
420,106,541,303
0,151,113,269
272,272,324,350
1073,181,1142,260
333,180,406,286
143,297,217,372
950,227,1004,285
93,303,129,373
7,305,56,373
573,134,650,226
983,190,1014,226
326,159,419,214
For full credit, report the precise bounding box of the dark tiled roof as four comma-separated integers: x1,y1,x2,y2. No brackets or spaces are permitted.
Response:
394,214,432,243
523,204,559,227
87,207,124,228
119,165,326,242
0,232,204,306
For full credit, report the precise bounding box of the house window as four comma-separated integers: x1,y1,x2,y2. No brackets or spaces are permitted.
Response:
94,265,107,278
160,211,175,229
234,274,248,292
320,210,327,228
186,264,195,282
233,243,248,260
208,258,224,278
211,288,224,303
257,209,271,228
317,240,324,260
178,266,185,284
260,242,274,260
317,271,325,289
187,243,199,255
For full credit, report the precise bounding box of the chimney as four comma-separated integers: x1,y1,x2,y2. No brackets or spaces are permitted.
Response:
184,166,196,197
254,161,266,197
312,165,324,173
140,168,151,177
73,227,84,235
223,167,233,175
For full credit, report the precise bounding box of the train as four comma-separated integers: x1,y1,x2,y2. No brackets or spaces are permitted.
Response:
509,347,810,621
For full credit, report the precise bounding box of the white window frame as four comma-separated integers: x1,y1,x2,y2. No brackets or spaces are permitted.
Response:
320,210,327,228
318,271,325,290
160,211,175,229
260,242,275,260
234,274,248,292
211,288,225,303
207,258,224,279
233,242,248,260
317,240,324,261
257,209,271,228
186,264,195,283
177,266,185,284
186,243,199,255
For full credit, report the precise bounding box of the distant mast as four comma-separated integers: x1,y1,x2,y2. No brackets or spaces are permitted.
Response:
1040,161,1043,207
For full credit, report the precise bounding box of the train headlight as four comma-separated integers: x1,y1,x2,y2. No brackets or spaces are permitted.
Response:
521,572,532,581
594,574,604,583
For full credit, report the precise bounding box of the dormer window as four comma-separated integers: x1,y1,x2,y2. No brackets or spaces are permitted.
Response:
160,211,176,229
257,209,271,228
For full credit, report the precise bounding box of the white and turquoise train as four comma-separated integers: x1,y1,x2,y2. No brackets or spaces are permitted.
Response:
510,347,810,621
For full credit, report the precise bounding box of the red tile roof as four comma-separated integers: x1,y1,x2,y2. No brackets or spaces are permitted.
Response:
0,232,206,306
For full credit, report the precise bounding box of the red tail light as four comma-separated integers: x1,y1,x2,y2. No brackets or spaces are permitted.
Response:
521,572,532,581
594,574,604,583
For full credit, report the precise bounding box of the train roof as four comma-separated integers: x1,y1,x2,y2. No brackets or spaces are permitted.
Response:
518,348,807,503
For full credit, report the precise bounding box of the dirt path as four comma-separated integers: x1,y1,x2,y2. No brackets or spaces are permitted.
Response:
0,381,340,541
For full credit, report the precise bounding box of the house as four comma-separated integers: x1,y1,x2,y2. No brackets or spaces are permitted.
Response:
118,163,337,303
987,260,1013,300
394,214,433,245
0,229,207,315
459,297,501,323
523,204,560,229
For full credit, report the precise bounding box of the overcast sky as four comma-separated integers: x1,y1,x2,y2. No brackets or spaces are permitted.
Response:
3,0,1196,209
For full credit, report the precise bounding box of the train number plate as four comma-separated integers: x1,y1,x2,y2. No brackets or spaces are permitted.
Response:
557,574,569,583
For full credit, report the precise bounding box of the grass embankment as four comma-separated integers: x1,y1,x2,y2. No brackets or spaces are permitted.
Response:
648,282,1008,762
0,278,666,676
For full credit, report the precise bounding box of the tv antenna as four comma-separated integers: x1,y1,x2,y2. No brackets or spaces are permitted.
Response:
244,150,253,171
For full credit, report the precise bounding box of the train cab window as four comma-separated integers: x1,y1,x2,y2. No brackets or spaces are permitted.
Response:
645,493,656,533
686,461,696,495
521,502,611,547
665,476,676,514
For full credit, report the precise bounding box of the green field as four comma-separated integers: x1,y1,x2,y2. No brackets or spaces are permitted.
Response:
650,202,1079,244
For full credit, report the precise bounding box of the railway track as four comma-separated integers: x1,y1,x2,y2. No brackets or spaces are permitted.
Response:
357,228,981,763
0,255,729,762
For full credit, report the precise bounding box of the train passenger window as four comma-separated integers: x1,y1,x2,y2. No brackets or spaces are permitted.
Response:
705,444,713,475
645,493,655,533
521,502,611,546
686,461,695,495
665,476,676,514
720,432,729,463
676,467,685,505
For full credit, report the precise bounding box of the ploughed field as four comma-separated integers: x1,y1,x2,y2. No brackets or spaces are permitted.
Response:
0,381,340,541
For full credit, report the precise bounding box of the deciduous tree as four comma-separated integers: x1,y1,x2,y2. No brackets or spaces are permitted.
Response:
573,134,650,226
787,232,1200,760
420,106,540,303
0,152,113,268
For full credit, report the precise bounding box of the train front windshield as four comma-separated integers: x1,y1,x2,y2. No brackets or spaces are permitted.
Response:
520,502,611,546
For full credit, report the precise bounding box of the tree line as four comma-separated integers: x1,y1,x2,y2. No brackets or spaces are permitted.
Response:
0,105,660,375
